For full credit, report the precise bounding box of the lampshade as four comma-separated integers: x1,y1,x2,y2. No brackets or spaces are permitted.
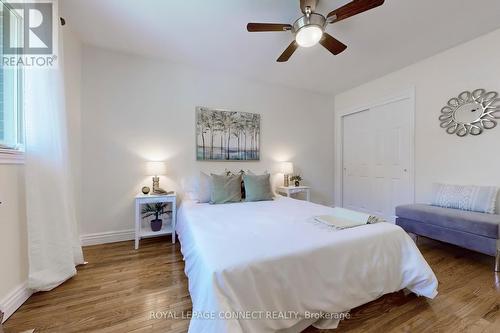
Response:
280,162,294,174
146,161,167,176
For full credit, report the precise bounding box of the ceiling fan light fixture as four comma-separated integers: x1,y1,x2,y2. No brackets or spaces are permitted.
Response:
247,0,386,62
295,25,323,47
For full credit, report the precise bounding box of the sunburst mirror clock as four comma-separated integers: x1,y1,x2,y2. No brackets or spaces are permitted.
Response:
439,89,500,137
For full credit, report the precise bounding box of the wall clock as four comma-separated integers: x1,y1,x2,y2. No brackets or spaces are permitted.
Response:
439,89,500,137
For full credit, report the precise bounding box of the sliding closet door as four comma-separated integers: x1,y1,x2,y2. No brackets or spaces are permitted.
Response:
342,97,413,222
342,109,372,213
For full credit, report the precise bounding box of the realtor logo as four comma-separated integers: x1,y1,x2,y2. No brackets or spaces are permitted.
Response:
2,0,58,67
3,1,53,54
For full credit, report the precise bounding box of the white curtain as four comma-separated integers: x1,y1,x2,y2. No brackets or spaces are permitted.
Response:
24,24,84,292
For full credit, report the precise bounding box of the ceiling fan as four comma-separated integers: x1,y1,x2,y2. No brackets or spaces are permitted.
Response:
247,0,385,62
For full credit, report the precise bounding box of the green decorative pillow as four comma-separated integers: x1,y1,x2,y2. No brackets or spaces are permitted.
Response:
210,174,242,204
243,174,274,202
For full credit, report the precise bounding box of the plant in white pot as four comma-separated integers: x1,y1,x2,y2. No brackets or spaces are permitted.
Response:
141,203,169,232
289,175,303,187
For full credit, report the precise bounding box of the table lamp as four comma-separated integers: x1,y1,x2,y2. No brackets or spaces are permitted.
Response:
146,161,167,194
280,162,294,187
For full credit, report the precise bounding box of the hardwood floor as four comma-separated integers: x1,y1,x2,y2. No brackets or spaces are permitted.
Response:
5,237,500,332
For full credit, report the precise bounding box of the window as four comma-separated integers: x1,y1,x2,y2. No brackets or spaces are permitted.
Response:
0,1,24,156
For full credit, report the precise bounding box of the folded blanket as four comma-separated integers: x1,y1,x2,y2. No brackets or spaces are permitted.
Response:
314,207,385,229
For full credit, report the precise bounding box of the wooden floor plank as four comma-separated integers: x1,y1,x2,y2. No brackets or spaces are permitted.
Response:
4,237,500,332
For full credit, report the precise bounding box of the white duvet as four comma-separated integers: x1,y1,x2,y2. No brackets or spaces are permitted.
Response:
176,197,438,333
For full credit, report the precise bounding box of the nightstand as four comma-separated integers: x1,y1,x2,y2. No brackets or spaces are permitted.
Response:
276,186,311,201
134,192,176,249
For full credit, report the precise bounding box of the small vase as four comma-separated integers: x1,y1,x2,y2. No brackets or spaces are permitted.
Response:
294,181,300,187
151,219,162,232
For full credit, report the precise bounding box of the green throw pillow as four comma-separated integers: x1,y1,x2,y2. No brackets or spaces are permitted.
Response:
243,174,274,202
210,174,242,204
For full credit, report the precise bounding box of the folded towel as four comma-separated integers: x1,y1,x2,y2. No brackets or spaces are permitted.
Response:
314,215,368,229
330,207,371,223
314,208,385,230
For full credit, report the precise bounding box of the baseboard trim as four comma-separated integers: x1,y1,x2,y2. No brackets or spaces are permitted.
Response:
0,282,33,323
80,229,135,246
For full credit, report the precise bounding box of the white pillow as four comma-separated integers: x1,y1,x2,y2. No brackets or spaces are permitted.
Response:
198,172,212,203
183,191,199,202
431,183,499,214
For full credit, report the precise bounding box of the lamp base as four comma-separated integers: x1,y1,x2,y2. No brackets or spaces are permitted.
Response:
152,176,169,195
284,174,290,187
153,188,169,195
152,176,160,192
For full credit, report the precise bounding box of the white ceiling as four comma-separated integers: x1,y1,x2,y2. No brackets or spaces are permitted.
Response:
61,0,500,95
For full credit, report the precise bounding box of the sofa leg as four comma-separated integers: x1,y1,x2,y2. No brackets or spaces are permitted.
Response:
495,250,500,273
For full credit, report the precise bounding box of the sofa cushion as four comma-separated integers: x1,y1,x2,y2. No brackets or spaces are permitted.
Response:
396,204,500,239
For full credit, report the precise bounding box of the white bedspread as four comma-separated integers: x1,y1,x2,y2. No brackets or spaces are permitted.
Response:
176,197,438,333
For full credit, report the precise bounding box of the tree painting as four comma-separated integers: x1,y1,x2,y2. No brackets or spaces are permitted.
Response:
196,107,260,161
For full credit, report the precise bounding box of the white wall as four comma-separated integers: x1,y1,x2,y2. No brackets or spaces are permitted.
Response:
0,164,27,311
335,28,500,209
64,26,83,226
80,46,335,236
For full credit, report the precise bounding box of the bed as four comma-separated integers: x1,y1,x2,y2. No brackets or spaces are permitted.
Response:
176,196,438,333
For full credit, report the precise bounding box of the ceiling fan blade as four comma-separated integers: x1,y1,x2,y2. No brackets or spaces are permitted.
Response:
247,23,292,32
277,41,298,62
327,0,384,23
319,33,347,55
300,0,318,13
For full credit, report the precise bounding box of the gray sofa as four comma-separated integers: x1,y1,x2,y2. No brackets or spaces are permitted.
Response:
396,204,500,271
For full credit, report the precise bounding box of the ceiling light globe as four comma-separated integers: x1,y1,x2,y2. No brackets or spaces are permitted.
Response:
295,25,323,48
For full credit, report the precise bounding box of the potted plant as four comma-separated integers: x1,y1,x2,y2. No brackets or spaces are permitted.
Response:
289,175,303,187
141,203,169,232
